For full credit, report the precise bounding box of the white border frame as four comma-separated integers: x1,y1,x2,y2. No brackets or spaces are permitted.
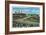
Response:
9,4,43,32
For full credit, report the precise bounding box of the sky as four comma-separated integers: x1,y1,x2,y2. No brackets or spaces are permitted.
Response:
12,6,40,14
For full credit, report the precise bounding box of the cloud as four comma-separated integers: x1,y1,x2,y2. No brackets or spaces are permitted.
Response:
12,7,40,14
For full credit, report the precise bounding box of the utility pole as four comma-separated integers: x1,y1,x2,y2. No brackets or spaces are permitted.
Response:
20,9,22,13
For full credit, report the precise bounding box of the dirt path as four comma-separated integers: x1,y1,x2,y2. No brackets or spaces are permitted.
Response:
13,16,37,24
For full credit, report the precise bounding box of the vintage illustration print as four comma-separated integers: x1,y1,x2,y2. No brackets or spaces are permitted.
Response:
12,6,40,28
